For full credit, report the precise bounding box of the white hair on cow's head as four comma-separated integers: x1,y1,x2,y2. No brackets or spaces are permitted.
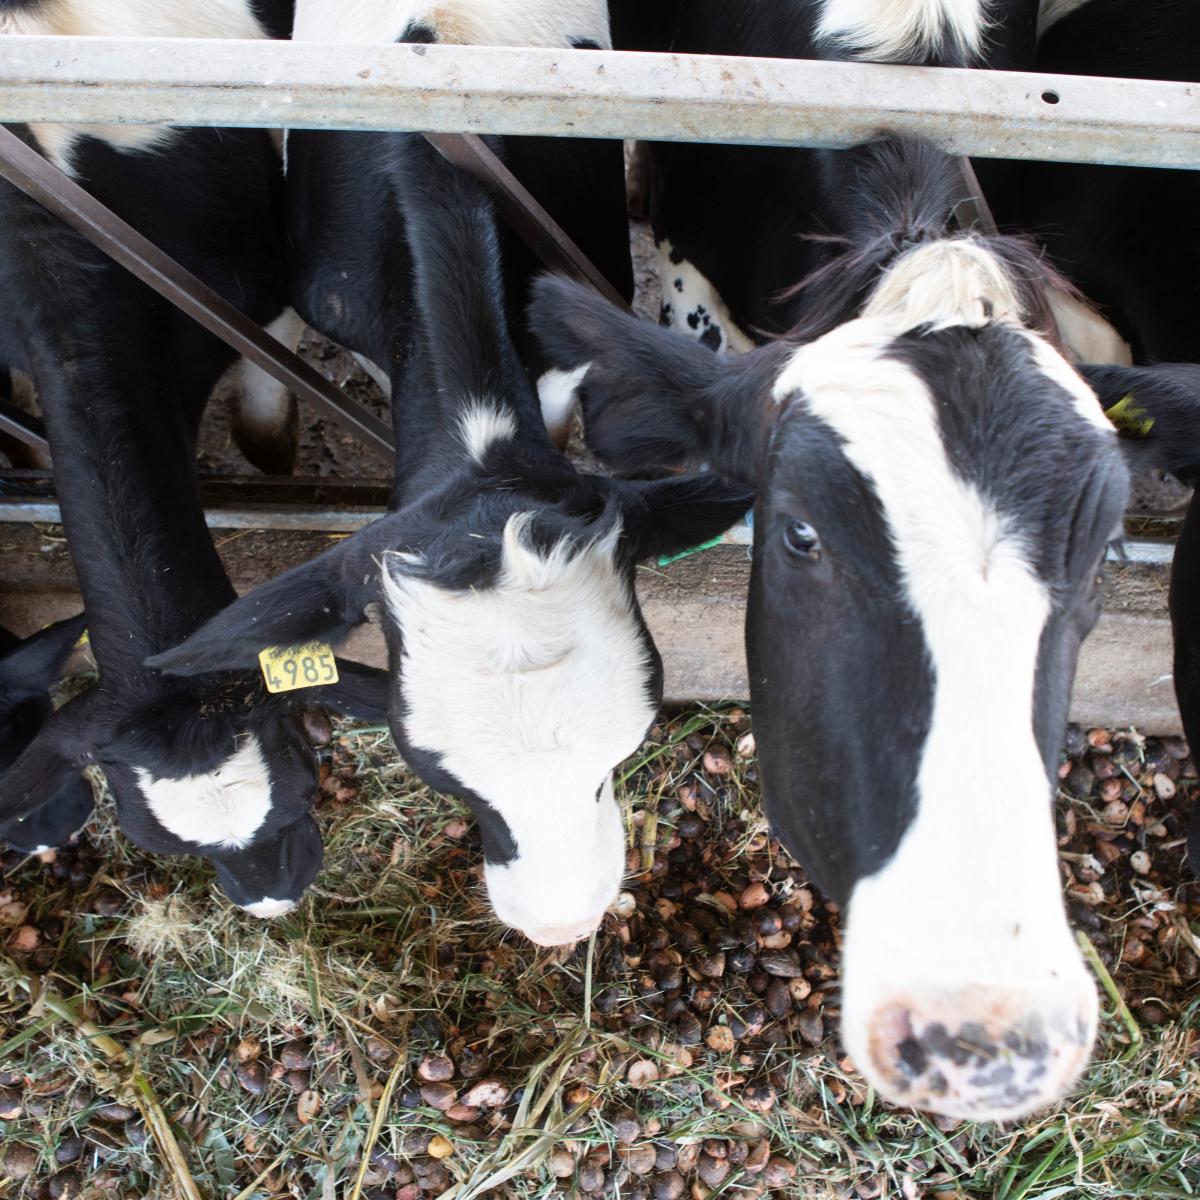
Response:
862,238,1024,333
457,400,518,465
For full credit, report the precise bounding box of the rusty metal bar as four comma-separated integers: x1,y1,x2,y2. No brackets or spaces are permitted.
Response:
0,124,396,459
0,400,48,454
0,37,1198,169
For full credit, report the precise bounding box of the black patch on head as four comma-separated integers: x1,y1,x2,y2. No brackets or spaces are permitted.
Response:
669,246,685,265
699,324,723,352
746,410,932,904
570,38,602,50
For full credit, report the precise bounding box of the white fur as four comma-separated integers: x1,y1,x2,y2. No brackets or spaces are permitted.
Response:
0,0,268,174
772,269,1100,1118
537,365,589,447
293,0,610,48
458,400,518,464
232,308,305,437
1047,290,1132,367
861,237,1024,332
240,896,297,919
381,515,651,939
657,241,755,356
816,0,987,61
1038,0,1094,37
134,734,273,851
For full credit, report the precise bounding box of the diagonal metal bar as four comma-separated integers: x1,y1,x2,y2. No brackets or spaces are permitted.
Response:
424,132,632,313
0,399,48,454
0,125,396,458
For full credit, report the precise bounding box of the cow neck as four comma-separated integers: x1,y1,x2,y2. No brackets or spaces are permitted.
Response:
388,134,550,470
8,235,236,671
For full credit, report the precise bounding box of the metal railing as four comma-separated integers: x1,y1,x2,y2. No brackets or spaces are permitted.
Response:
0,36,1197,168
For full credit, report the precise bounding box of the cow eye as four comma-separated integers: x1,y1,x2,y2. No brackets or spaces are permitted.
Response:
784,520,821,560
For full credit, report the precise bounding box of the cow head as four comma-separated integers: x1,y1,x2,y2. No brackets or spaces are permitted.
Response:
0,655,388,914
144,434,750,946
527,245,1199,1118
0,613,94,853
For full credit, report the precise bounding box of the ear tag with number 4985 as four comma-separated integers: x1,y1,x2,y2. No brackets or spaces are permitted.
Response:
258,643,339,693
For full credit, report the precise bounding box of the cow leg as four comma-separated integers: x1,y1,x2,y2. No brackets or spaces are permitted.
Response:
229,306,305,475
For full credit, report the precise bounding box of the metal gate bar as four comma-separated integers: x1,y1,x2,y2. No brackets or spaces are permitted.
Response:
0,37,1197,169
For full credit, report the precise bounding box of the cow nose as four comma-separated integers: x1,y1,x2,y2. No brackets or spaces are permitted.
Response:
860,989,1096,1120
524,916,606,947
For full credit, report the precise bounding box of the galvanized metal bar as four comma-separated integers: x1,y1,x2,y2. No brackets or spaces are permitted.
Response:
0,37,1198,169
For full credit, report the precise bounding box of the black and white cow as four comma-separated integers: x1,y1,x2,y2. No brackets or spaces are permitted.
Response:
609,0,1040,356
0,614,94,854
0,0,388,915
145,0,750,947
527,133,1200,1118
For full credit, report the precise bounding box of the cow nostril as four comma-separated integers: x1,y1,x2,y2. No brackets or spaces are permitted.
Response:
863,999,1094,1119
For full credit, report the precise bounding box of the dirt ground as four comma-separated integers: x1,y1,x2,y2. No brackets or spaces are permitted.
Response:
0,706,1196,1200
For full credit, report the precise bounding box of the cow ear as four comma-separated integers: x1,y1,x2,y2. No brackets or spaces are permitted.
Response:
528,273,779,485
616,473,754,563
0,613,87,697
146,517,404,677
1080,363,1200,483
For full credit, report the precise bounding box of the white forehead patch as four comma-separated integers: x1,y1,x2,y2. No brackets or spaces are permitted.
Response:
815,0,987,61
134,733,273,851
293,0,611,48
458,400,517,464
0,0,268,174
382,514,655,800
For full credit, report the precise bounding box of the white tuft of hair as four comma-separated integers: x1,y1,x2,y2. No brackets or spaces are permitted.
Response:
815,0,987,62
862,238,1023,334
457,401,518,465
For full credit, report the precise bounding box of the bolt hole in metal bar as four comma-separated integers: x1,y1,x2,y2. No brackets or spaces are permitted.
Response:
0,38,1197,168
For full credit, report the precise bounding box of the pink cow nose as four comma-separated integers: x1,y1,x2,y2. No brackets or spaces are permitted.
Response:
862,992,1095,1120
524,916,606,947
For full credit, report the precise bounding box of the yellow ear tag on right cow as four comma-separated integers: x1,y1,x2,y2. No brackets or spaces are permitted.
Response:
259,643,339,694
1104,393,1155,439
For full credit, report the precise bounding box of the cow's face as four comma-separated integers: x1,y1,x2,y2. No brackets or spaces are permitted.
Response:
146,439,751,947
381,513,654,946
527,242,1164,1118
97,691,324,916
748,304,1125,1119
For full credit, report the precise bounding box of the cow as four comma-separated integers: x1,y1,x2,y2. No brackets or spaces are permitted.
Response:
140,0,752,948
604,0,1040,360
0,0,388,916
0,614,94,854
525,131,1200,1118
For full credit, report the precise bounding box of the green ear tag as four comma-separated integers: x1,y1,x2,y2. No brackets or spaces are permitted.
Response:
1104,393,1155,439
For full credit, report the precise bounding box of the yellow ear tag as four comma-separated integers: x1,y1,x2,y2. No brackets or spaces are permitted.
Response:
74,629,89,649
258,643,339,694
1104,393,1155,439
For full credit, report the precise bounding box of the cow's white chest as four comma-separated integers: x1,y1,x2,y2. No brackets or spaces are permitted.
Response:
134,733,273,851
0,0,269,174
293,0,611,49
